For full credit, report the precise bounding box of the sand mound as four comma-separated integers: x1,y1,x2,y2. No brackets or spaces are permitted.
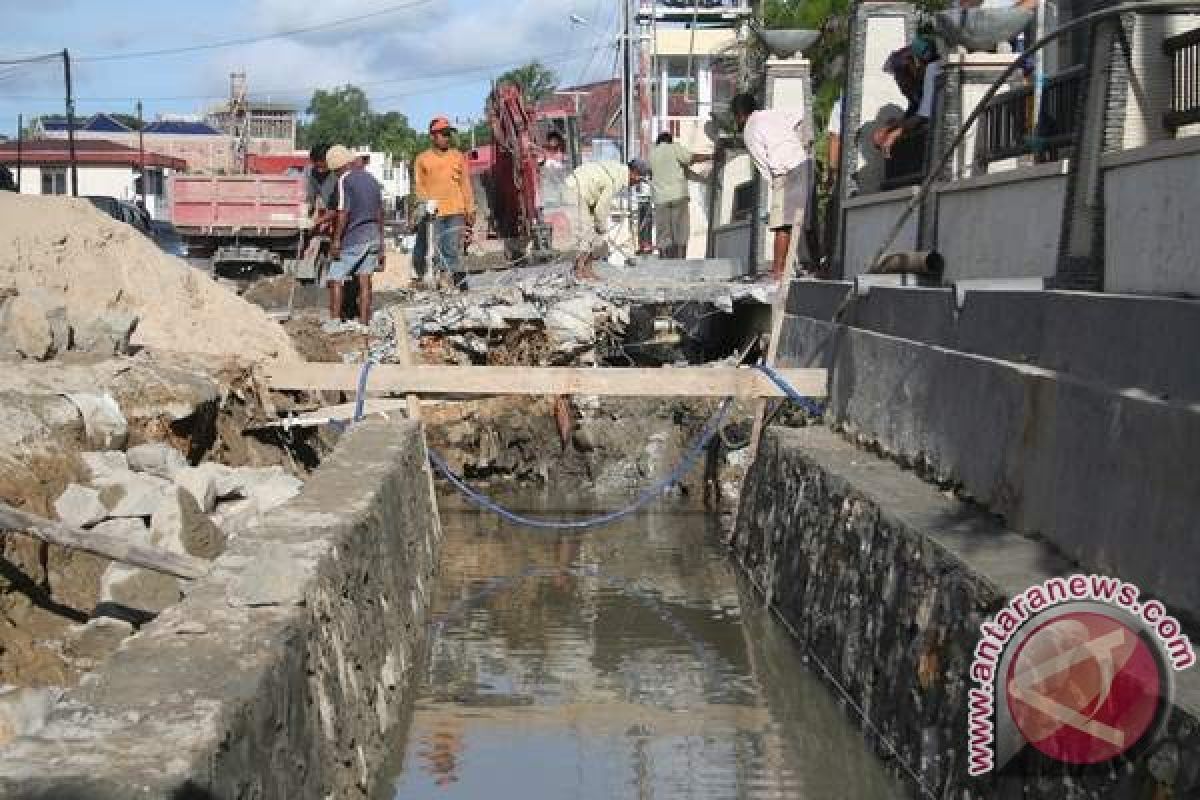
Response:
0,193,300,363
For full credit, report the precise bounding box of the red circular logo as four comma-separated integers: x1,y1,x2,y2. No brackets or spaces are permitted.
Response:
1005,611,1163,765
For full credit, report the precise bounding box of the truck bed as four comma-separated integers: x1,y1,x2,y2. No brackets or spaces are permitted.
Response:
170,174,308,235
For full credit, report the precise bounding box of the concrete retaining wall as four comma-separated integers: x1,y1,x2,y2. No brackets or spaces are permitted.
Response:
1104,137,1200,297
935,162,1069,283
843,187,919,277
777,310,1200,619
0,419,441,799
732,426,1200,798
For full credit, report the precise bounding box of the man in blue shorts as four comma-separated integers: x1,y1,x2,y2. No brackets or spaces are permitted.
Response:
325,144,384,329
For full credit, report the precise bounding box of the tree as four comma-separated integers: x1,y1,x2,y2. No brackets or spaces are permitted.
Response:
495,60,559,104
301,85,373,149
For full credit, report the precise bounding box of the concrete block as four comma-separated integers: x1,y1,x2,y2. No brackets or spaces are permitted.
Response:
71,311,138,356
151,487,226,561
226,543,309,608
0,687,63,747
236,467,303,513
53,484,107,529
126,442,187,481
79,450,129,484
97,472,171,519
100,563,182,615
171,465,218,512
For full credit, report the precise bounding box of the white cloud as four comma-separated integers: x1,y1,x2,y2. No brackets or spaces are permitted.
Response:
215,0,619,109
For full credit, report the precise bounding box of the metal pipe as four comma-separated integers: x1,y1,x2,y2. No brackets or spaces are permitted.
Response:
869,249,944,275
869,0,1200,270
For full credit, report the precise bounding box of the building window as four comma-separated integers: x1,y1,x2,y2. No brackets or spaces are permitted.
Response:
666,57,698,117
41,167,67,195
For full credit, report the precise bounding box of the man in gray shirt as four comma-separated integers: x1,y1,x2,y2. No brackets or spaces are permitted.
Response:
325,144,384,328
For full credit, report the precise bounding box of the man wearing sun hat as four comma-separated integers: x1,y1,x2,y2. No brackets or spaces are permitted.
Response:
413,116,476,289
324,143,384,330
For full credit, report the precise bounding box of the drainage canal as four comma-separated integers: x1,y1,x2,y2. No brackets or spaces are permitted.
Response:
381,490,904,798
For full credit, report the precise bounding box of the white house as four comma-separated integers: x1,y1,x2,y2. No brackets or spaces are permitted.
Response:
0,139,187,219
351,147,410,214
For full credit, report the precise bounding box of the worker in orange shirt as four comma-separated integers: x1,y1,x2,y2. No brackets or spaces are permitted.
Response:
413,116,476,290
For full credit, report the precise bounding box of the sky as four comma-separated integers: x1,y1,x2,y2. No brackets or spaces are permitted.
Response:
0,0,623,138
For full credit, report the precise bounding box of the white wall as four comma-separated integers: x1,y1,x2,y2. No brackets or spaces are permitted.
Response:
1104,138,1200,296
843,187,920,278
935,162,1068,282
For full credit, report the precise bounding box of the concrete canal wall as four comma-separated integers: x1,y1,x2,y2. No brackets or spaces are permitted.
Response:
732,426,1200,798
731,280,1200,797
0,419,441,799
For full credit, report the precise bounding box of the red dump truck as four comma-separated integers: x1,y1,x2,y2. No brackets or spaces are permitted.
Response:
169,173,322,282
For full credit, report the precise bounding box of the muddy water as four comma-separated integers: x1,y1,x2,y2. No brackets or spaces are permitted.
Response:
387,495,904,799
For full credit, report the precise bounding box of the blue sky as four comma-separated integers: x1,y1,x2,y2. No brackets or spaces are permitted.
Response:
0,0,622,138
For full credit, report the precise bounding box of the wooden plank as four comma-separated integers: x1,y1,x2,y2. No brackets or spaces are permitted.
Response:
0,502,210,581
393,315,422,422
261,364,827,399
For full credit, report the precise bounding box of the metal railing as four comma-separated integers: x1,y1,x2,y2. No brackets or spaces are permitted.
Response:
1165,27,1200,129
976,65,1086,166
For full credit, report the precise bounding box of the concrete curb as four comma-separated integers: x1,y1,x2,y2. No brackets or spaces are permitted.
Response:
0,419,441,799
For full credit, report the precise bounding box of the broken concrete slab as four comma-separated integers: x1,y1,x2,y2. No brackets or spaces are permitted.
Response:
126,442,187,481
71,311,138,357
99,563,182,616
89,517,152,548
0,687,63,747
79,450,129,483
53,484,107,529
97,471,171,519
151,488,226,560
62,617,134,663
62,392,127,450
0,289,69,360
171,465,219,511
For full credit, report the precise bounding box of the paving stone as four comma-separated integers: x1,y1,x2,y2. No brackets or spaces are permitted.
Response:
53,484,107,529
151,487,226,560
126,442,187,481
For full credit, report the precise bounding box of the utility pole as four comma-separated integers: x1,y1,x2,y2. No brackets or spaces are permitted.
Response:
621,0,634,160
136,100,146,208
16,113,22,192
62,49,79,197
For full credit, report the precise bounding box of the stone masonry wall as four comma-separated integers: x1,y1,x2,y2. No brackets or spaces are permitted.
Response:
731,426,1200,799
0,418,441,799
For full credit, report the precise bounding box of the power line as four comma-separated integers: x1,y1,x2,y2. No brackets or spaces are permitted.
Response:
75,0,434,63
0,43,616,105
0,53,59,66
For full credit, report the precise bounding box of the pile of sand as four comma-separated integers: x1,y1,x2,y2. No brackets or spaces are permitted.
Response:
0,193,300,363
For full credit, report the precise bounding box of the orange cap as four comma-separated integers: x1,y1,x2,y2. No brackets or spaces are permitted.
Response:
429,116,456,134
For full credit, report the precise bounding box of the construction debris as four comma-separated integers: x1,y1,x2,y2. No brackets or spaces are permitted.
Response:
0,193,300,363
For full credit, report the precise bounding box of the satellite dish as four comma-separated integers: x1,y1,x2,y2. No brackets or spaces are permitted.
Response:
755,29,820,59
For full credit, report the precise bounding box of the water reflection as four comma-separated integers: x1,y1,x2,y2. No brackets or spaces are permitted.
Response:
388,497,904,799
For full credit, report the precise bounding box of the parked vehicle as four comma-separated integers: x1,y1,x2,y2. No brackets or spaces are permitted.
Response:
168,174,322,282
149,220,188,259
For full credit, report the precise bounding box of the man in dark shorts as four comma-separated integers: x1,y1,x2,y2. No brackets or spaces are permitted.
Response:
325,144,384,329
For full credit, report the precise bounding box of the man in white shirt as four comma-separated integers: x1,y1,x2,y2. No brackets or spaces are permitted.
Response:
732,92,811,282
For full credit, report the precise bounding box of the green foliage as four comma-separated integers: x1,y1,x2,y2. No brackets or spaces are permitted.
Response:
495,60,559,104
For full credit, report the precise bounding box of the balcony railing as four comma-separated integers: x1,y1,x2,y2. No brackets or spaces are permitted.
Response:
976,65,1086,167
1165,27,1200,130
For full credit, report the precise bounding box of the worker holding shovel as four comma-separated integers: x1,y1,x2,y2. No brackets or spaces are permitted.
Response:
564,159,650,280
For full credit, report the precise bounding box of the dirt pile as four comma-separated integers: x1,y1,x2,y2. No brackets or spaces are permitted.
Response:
0,194,299,363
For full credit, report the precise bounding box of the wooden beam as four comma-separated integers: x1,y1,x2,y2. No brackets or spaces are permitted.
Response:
261,364,827,399
0,502,210,581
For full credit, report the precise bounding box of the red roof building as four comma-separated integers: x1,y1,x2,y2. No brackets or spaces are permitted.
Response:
0,138,186,170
